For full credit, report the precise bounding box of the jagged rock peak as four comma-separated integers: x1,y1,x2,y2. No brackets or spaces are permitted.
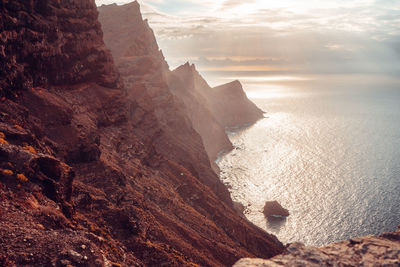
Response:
224,79,242,87
98,1,163,61
177,62,197,72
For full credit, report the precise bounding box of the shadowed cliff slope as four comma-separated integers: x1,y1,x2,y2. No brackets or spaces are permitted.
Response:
0,1,284,266
98,1,231,202
0,0,120,98
98,2,263,172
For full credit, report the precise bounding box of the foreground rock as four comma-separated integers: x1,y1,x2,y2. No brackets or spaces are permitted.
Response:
234,229,400,266
263,201,290,217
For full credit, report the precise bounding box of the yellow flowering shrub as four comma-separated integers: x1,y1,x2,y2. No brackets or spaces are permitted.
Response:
13,124,24,131
1,169,14,176
17,173,28,183
23,145,36,154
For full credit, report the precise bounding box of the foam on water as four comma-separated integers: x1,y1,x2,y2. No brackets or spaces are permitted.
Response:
217,74,400,246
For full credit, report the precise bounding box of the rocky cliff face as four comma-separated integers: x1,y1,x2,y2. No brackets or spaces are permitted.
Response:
0,0,120,98
168,62,264,170
167,62,233,172
98,1,231,202
234,229,400,266
171,63,264,129
0,1,285,266
211,80,264,128
98,2,263,173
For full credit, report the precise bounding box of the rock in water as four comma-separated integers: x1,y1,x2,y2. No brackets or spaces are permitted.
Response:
263,201,290,217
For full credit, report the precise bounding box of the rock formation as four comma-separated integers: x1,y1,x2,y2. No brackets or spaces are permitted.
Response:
98,2,263,172
167,62,233,172
168,63,264,169
0,0,120,98
0,1,285,266
171,63,264,129
263,201,290,218
234,229,400,266
211,80,264,128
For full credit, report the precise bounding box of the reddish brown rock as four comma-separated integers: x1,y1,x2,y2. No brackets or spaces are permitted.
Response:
263,201,290,217
0,1,285,266
98,2,232,198
234,230,400,266
0,0,120,99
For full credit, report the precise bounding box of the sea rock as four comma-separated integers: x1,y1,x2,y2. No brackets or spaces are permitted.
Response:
263,201,290,217
234,229,400,266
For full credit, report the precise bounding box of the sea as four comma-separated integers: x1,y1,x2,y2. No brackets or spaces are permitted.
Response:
209,73,400,246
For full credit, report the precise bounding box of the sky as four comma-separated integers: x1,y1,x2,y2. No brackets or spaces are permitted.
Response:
95,0,400,84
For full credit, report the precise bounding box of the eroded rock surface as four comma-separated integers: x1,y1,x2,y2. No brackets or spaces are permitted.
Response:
167,62,233,171
0,1,285,266
234,230,400,267
0,0,120,98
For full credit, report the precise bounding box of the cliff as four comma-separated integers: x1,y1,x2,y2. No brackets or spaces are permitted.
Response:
168,63,264,169
171,64,264,129
98,2,263,172
0,1,285,266
167,63,233,172
98,1,230,201
234,229,400,266
0,0,120,98
211,80,264,128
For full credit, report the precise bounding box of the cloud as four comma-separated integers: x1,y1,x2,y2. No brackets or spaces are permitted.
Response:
96,0,400,76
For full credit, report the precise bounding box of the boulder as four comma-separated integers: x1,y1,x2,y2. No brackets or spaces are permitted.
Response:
263,201,289,217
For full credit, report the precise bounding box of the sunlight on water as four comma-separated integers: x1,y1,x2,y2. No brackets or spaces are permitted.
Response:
217,74,400,246
224,76,312,82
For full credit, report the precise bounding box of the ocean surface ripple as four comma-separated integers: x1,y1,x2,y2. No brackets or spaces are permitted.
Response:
217,75,400,246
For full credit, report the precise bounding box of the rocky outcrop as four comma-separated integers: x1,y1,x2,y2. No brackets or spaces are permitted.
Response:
263,201,290,218
98,1,232,202
234,229,400,266
169,62,264,168
0,0,120,98
0,1,285,266
99,3,263,172
172,62,263,128
167,62,233,171
211,80,264,128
